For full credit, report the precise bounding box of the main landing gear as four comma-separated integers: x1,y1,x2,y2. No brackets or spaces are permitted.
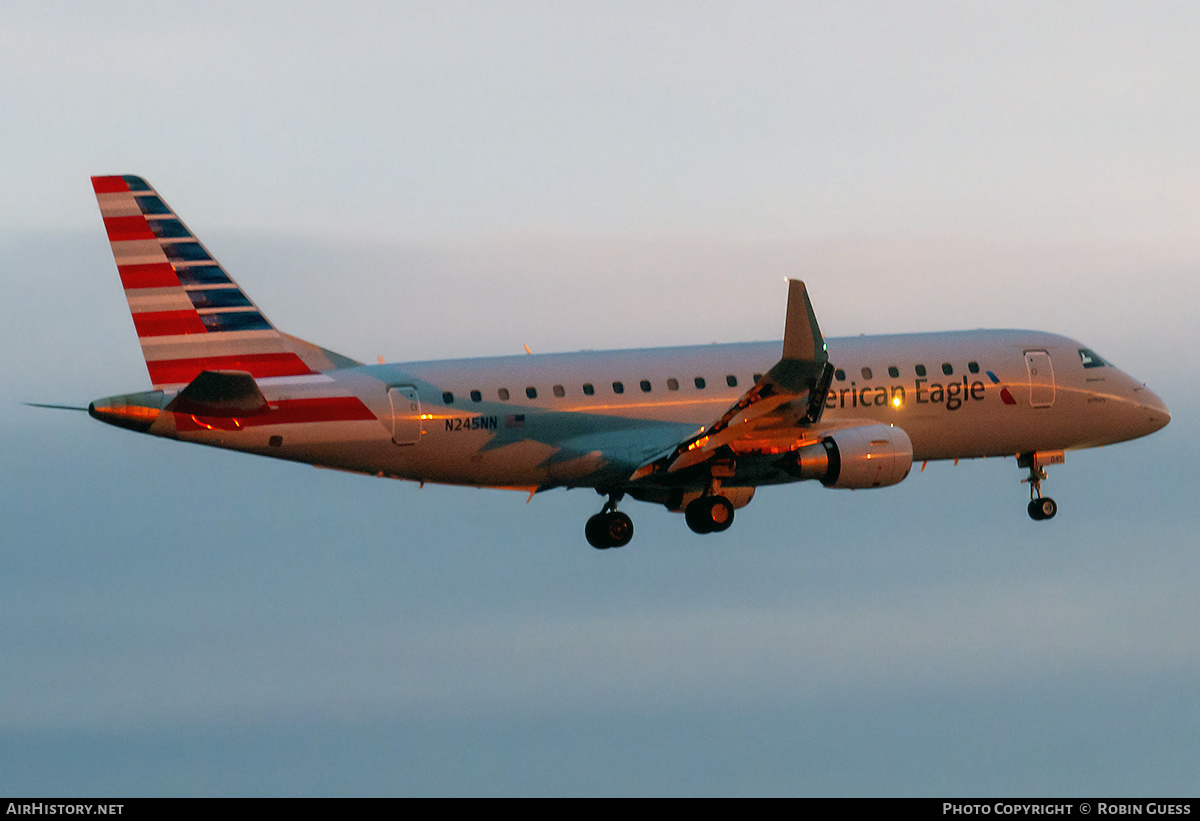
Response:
584,489,741,547
1019,452,1058,521
684,494,735,534
585,494,634,549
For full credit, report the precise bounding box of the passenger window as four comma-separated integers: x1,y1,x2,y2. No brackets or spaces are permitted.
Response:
526,386,538,399
835,369,846,381
553,384,565,398
968,361,980,374
753,373,763,383
442,391,454,404
470,390,482,402
612,381,625,394
639,380,651,392
694,377,706,389
942,363,954,375
726,375,738,388
861,367,872,380
888,366,900,378
667,378,679,391
582,383,595,396
498,388,510,401
915,364,927,377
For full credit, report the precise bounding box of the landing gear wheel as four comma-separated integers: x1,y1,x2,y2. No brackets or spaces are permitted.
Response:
685,496,735,534
585,513,610,548
1027,497,1057,521
685,499,713,533
585,511,634,548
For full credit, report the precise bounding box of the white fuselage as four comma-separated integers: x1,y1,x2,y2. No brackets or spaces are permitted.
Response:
147,329,1169,492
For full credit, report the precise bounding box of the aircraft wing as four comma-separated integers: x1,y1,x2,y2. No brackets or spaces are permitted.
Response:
630,280,835,480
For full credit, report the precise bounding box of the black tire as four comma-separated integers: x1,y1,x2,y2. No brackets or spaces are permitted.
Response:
685,496,735,534
685,498,714,533
1027,497,1057,521
585,513,611,548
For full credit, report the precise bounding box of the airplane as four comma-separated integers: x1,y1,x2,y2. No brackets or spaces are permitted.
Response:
82,175,1171,549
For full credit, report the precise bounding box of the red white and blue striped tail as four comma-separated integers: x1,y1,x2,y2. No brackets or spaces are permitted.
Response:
91,175,358,390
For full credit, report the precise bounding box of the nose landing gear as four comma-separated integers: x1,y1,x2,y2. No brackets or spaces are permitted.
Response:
1018,451,1061,521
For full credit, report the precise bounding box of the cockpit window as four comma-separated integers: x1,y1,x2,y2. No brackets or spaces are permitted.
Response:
1079,348,1107,369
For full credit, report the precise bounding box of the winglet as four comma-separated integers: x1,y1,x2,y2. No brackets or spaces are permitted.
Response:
781,280,826,364
766,280,828,393
631,279,834,480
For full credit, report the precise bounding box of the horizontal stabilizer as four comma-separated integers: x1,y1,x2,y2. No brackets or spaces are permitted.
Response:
165,370,269,417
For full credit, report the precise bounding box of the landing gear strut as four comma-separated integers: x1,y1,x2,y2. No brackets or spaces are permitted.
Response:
684,494,735,534
585,493,633,549
1019,452,1058,521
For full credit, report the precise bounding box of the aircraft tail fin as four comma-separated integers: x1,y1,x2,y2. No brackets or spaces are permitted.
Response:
91,175,359,389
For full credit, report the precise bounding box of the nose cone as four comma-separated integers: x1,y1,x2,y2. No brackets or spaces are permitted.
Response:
1131,384,1171,435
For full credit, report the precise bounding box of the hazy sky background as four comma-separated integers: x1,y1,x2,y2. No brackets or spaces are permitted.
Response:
2,1,1198,795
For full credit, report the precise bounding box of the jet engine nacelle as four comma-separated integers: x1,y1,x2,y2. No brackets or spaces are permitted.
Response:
788,423,913,489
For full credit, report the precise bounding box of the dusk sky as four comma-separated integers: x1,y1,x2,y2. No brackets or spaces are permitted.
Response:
3,2,1198,795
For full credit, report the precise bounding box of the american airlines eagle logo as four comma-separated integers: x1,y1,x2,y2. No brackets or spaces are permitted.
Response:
985,371,1018,405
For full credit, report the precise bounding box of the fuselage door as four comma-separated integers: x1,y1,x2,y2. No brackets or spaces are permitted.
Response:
388,386,423,445
1024,350,1055,408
